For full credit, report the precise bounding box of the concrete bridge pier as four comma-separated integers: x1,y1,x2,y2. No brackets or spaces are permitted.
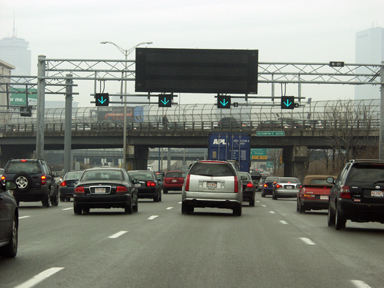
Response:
283,146,307,183
126,145,149,171
0,145,35,167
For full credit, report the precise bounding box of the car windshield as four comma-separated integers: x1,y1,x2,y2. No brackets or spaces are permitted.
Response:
129,172,154,180
279,177,300,183
346,164,384,183
5,162,42,174
239,173,251,181
65,172,83,180
81,170,123,181
310,179,329,185
265,177,279,183
189,163,235,176
166,172,183,178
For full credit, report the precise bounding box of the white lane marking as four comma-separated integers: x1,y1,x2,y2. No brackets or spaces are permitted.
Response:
269,211,275,214
62,208,72,211
148,215,159,220
256,201,260,203
19,216,30,219
14,267,64,288
178,202,182,204
108,231,128,239
166,207,174,210
262,205,266,207
280,220,288,225
300,237,316,245
351,280,372,288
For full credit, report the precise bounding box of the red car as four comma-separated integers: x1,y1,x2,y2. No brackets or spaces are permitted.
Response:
163,170,184,194
297,175,336,213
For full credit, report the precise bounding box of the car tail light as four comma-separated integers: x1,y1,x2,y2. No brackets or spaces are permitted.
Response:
276,184,282,188
340,185,351,199
234,176,238,193
21,159,27,162
1,176,5,182
41,175,46,185
246,182,254,188
75,186,85,193
60,181,67,187
263,183,267,187
146,181,156,187
303,194,315,199
116,186,128,193
185,174,190,191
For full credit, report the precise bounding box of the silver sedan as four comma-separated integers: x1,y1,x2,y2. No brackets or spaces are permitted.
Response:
272,177,301,200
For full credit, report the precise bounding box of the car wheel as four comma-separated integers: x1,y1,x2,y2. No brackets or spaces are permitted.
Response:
74,205,82,215
261,192,266,198
82,207,90,214
335,205,346,230
60,195,65,202
298,199,305,213
327,205,335,227
182,202,191,215
153,193,159,202
42,197,50,208
133,197,138,213
249,198,255,207
272,193,277,200
13,173,32,192
0,214,18,258
233,204,242,216
125,201,133,214
50,196,59,206
163,189,168,194
16,200,20,207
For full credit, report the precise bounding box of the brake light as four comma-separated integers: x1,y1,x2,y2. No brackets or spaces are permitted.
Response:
185,174,190,191
340,185,351,199
246,182,254,188
60,181,67,187
1,176,5,182
263,183,267,187
21,159,27,162
276,184,282,188
41,175,46,185
234,176,238,193
116,186,128,193
146,181,156,187
75,186,85,193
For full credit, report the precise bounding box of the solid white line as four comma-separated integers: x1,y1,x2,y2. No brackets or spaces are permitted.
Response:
19,216,30,219
280,220,288,224
14,267,64,288
300,237,316,245
62,208,72,211
351,280,372,288
108,231,128,239
148,215,159,220
166,207,174,210
269,211,275,214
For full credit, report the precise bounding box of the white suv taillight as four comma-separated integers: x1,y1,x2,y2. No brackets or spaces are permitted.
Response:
185,174,190,191
234,176,238,193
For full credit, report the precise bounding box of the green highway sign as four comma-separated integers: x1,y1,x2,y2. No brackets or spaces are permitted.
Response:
256,131,285,136
10,88,37,106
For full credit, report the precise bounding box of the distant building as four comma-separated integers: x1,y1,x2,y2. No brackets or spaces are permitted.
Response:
355,27,384,100
0,35,31,76
0,59,15,123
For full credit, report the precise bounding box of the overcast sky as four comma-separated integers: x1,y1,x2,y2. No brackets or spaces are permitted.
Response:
1,0,383,106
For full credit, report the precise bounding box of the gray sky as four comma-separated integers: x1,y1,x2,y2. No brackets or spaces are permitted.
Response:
1,0,383,106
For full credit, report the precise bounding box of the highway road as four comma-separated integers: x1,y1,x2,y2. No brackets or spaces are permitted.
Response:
1,192,384,288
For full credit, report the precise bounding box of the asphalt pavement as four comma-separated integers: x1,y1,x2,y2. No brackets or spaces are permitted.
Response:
1,192,384,288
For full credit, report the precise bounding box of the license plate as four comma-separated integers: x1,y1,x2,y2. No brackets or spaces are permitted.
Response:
285,186,293,189
94,187,106,193
135,184,142,187
172,179,177,183
207,181,217,189
320,195,329,200
371,190,384,197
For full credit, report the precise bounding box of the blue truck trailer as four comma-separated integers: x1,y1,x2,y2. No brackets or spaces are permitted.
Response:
208,132,251,172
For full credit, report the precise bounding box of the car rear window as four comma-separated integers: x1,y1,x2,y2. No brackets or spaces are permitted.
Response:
65,172,83,180
265,177,279,182
310,179,329,185
189,163,235,176
81,170,123,181
279,178,300,183
5,162,42,174
166,172,183,178
129,172,153,181
346,164,384,183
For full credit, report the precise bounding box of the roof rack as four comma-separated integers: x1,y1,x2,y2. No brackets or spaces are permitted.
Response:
349,159,384,163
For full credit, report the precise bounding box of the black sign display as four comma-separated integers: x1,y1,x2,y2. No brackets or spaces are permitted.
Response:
217,95,231,109
281,96,295,109
95,93,109,106
158,95,172,107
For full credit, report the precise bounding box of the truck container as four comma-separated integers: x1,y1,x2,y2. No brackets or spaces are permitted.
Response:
208,132,251,172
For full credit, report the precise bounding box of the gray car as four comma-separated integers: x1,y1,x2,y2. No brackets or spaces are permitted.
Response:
272,177,301,200
181,160,242,216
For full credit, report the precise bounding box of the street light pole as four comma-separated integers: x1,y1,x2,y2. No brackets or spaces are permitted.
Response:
100,41,153,169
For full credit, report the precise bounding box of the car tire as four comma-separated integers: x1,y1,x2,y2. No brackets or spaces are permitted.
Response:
153,193,159,202
74,205,82,215
327,205,335,227
125,201,133,214
133,197,138,213
233,204,242,216
163,189,168,194
182,202,191,215
82,207,90,214
261,192,266,198
42,197,50,208
0,214,18,258
60,195,65,202
13,172,32,192
50,196,59,207
249,198,255,207
335,205,346,230
297,199,305,213
272,193,277,200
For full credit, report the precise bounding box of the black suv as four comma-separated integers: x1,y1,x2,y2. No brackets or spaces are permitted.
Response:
327,159,384,230
1,159,59,207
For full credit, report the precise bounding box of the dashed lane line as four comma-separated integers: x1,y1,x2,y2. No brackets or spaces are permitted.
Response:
166,207,174,210
19,216,30,219
62,208,72,211
14,267,64,288
280,220,288,225
351,280,372,288
148,215,159,220
300,237,316,245
269,211,275,214
108,231,128,239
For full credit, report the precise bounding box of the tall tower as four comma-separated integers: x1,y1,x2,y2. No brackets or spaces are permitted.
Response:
0,20,31,76
355,27,384,100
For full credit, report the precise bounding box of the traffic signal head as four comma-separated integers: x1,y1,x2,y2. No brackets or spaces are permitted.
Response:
158,95,172,107
217,95,231,109
95,93,109,106
281,96,294,109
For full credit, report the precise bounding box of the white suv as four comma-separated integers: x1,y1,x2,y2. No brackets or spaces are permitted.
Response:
181,160,242,216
